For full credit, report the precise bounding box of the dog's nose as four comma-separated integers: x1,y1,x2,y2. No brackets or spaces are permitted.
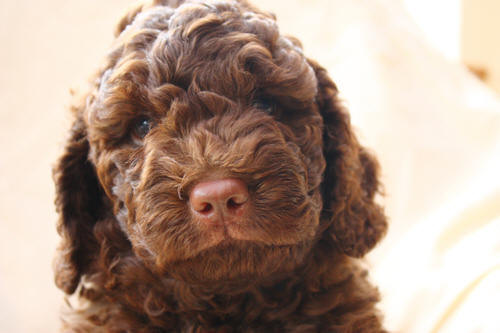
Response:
189,178,249,224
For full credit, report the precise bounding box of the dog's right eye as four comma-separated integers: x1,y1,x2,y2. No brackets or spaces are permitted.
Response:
132,117,153,140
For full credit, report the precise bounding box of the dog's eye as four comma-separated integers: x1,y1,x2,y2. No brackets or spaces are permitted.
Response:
253,98,274,114
133,117,153,140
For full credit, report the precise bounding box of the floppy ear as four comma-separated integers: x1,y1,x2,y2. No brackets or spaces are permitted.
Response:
310,60,388,258
53,115,104,294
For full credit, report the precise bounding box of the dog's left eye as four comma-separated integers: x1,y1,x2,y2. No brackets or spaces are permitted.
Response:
133,117,153,140
253,98,274,114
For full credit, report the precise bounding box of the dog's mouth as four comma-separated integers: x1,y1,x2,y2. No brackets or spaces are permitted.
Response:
154,238,314,284
131,175,321,263
128,172,320,283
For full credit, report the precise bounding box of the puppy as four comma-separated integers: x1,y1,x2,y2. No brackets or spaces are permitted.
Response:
53,0,388,331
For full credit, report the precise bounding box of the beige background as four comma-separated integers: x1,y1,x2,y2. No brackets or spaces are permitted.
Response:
462,0,500,92
1,1,499,332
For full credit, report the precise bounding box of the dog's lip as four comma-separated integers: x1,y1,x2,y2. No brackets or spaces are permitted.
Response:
202,222,301,248
201,219,247,241
191,221,254,252
195,234,298,254
159,221,308,265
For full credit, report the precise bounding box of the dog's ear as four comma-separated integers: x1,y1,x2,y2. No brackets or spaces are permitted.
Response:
53,115,104,294
310,60,388,258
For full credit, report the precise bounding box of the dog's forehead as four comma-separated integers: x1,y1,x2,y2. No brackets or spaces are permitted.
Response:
119,0,277,38
87,0,318,125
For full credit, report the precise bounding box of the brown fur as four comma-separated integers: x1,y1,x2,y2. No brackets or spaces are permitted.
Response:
53,0,388,331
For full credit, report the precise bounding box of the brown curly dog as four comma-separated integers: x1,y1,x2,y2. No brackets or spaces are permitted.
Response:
53,0,388,331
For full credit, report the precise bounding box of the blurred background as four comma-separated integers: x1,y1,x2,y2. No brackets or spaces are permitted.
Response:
0,0,498,332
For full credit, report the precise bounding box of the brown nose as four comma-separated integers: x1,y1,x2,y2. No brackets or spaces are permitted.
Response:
189,178,249,224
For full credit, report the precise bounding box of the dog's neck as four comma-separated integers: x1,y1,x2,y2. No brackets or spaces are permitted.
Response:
75,234,376,331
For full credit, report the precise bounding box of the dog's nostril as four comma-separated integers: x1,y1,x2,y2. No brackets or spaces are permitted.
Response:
227,197,244,210
199,203,213,214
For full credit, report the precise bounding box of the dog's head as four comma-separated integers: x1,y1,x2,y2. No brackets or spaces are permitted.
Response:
54,0,387,294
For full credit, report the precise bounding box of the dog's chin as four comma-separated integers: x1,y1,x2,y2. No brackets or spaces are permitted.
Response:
158,240,312,286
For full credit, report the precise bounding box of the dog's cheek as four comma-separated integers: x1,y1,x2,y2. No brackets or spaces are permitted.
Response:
280,121,325,238
275,108,325,190
93,147,144,227
126,149,198,265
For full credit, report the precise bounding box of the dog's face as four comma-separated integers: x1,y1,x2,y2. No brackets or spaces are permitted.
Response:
54,0,387,293
88,2,324,282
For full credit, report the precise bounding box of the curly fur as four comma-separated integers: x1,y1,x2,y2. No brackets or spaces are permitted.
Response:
53,0,388,331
